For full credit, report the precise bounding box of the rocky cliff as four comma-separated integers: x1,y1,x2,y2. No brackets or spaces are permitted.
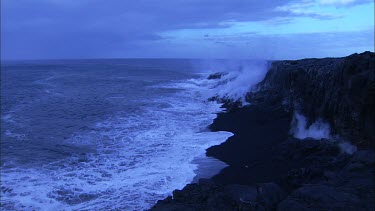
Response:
150,52,375,210
249,51,374,147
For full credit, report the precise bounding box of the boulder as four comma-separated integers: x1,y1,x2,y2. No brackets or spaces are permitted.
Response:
207,72,227,80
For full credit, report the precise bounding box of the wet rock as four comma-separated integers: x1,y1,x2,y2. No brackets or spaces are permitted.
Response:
208,96,243,111
207,72,227,80
152,183,233,210
151,183,264,211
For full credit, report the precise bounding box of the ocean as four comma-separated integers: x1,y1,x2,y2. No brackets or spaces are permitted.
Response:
0,59,239,210
0,59,269,210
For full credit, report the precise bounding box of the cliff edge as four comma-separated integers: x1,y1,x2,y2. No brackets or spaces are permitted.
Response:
151,52,375,211
250,51,374,147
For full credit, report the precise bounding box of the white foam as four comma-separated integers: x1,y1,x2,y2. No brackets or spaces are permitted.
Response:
0,76,233,210
1,113,15,123
198,61,269,105
1,113,27,141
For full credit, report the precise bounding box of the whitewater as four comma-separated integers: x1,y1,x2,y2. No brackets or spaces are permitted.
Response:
0,59,266,210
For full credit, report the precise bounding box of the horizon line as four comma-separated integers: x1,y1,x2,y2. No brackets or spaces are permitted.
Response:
1,51,373,63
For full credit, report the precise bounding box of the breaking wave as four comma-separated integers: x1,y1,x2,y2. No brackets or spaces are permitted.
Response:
189,60,269,105
1,73,233,211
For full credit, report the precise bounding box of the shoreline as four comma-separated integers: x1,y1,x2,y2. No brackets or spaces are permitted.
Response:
191,155,229,183
151,52,375,210
206,103,293,186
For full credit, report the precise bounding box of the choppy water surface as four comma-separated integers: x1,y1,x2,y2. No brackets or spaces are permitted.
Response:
0,59,232,210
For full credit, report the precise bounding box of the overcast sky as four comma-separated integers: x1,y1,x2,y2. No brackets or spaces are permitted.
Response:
1,0,374,60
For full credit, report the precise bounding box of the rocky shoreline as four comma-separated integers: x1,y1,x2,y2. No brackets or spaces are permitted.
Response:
151,52,374,210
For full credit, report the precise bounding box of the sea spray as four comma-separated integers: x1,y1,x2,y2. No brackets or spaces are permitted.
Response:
290,111,331,140
193,60,269,105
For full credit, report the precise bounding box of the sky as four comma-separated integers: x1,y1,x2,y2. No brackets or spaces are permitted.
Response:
1,0,374,60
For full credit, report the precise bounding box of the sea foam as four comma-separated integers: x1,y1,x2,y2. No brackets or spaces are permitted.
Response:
0,75,233,210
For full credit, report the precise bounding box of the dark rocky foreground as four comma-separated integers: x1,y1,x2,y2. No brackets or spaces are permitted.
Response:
151,52,375,210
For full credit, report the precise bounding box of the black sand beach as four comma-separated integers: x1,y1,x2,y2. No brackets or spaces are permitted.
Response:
207,104,294,185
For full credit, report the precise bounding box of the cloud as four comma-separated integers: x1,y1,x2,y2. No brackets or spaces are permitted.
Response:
275,0,373,20
164,29,374,59
1,0,294,59
275,1,343,19
318,0,373,6
1,0,374,59
317,0,374,7
319,0,356,6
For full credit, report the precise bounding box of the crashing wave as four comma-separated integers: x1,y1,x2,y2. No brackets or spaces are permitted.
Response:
203,61,269,106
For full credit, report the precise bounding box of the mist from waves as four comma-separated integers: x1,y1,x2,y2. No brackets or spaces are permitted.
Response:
190,59,269,105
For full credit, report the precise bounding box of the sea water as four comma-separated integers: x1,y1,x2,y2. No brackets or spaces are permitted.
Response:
0,59,235,210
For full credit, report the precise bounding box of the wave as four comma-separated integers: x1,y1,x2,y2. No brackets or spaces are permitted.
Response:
0,75,233,210
190,60,269,105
